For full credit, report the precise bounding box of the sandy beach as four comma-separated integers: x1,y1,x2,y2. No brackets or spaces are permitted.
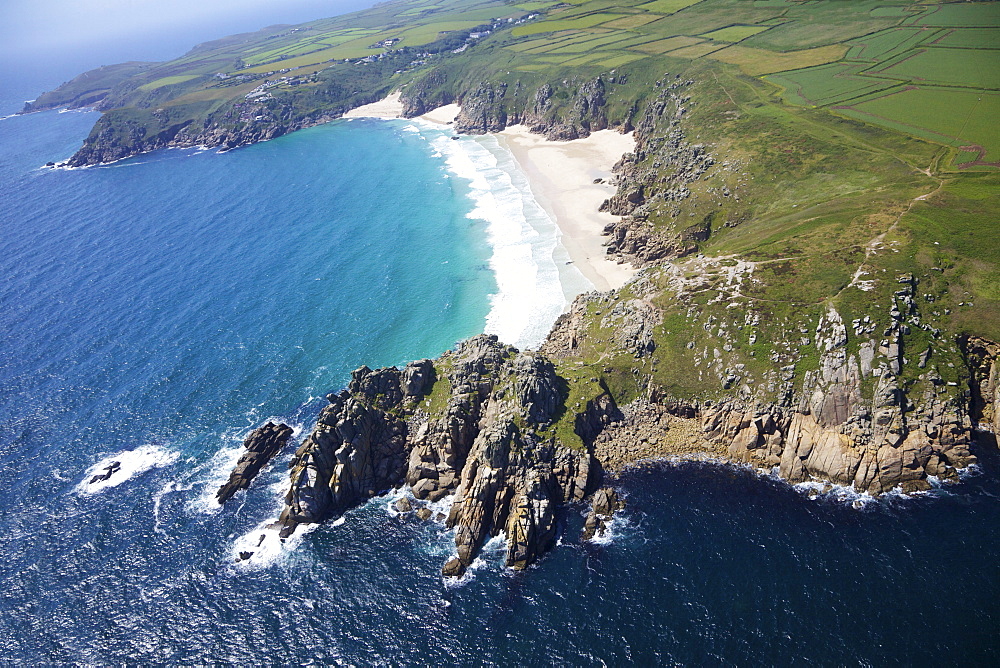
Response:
341,92,404,118
344,93,636,291
497,126,636,291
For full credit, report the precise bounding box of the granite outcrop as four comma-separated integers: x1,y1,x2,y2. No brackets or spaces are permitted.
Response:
275,335,602,576
216,421,294,504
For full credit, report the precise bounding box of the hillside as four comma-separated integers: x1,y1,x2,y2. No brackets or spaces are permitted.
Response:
29,0,1000,575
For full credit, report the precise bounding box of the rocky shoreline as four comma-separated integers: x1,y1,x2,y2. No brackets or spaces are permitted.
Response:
47,69,627,169
217,305,996,574
51,61,996,574
269,336,601,577
206,73,996,576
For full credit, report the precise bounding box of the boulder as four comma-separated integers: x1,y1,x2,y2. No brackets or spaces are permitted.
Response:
582,487,624,541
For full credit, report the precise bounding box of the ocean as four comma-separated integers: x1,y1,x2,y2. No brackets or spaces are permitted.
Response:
1,72,999,664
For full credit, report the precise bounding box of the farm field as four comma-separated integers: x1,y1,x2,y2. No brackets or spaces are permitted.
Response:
837,87,1000,165
872,47,1000,89
138,75,200,91
930,26,1000,48
701,25,770,43
765,63,899,106
41,0,1000,172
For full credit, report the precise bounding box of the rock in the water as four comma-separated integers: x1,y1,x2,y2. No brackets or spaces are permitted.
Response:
216,422,294,504
277,357,442,534
442,557,465,577
582,487,624,541
415,507,432,520
394,497,412,513
90,460,121,484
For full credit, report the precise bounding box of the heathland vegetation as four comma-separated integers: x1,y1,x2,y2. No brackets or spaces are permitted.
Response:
28,0,1000,419
29,0,1000,573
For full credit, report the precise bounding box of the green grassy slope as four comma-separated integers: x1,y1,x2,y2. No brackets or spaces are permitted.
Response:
32,0,999,170
27,0,1000,424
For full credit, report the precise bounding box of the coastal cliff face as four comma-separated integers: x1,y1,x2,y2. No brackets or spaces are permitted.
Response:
542,267,988,491
65,95,369,167
441,75,613,140
56,65,629,167
41,46,997,575
251,64,997,574
600,77,715,267
274,336,599,576
265,275,995,573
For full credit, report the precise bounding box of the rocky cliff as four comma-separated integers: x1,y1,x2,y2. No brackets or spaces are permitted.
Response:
216,421,294,504
442,74,614,140
600,76,716,267
275,335,600,576
542,263,995,494
65,97,353,167
265,272,996,575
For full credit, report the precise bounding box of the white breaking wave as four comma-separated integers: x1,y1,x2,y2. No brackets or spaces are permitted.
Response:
408,121,592,350
583,505,631,546
77,445,179,495
230,519,318,570
188,418,304,514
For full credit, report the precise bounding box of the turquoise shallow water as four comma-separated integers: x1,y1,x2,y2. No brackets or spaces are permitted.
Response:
1,86,999,664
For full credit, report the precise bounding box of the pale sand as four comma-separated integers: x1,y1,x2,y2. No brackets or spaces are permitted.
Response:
341,95,460,125
341,92,403,118
418,103,460,125
345,93,637,290
497,125,636,291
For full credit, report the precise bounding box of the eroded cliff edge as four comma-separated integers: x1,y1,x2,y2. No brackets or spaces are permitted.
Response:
273,336,604,577
262,270,997,575
237,66,997,576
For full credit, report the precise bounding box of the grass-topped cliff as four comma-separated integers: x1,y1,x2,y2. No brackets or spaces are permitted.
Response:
28,0,1000,169
39,0,1000,572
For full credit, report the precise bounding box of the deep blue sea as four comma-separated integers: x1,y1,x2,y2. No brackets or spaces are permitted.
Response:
1,75,999,665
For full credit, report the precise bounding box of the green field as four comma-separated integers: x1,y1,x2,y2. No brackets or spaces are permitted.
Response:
708,43,847,75
548,33,637,53
845,27,937,62
138,75,200,90
243,41,379,72
701,25,769,43
839,87,1000,164
512,12,625,36
914,2,1000,27
632,35,704,54
602,14,664,29
637,0,704,13
395,20,490,47
601,52,647,67
930,26,1000,48
873,47,1000,89
766,63,897,106
671,42,726,59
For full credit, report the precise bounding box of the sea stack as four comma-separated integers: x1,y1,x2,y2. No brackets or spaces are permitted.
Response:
216,422,294,504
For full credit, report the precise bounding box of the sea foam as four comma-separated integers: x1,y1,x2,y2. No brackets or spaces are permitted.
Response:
77,444,179,495
410,121,592,350
341,116,591,349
